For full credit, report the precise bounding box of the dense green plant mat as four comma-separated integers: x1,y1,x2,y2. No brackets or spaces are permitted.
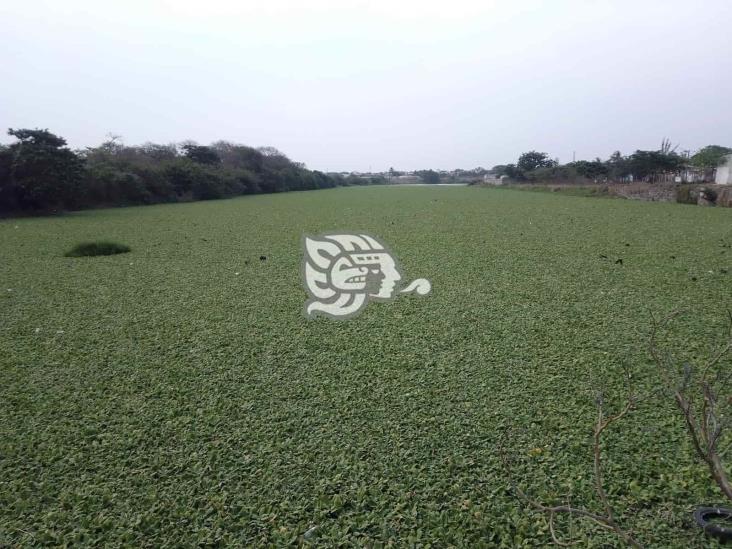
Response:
64,241,131,257
1,187,731,546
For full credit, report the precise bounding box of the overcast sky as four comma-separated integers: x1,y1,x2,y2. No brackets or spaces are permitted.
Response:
2,0,731,172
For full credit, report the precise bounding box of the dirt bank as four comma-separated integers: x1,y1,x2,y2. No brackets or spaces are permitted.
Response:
479,182,732,207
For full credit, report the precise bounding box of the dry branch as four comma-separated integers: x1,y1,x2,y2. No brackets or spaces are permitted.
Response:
501,368,642,548
649,310,732,502
503,311,732,547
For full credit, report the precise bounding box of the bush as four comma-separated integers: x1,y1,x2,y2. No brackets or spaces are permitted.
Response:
65,241,131,257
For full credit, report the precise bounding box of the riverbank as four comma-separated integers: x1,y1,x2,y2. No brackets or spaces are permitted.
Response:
477,181,732,207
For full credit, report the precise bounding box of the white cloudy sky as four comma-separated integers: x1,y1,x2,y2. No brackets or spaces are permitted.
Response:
2,0,730,171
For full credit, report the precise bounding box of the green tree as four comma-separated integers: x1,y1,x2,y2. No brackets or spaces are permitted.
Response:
416,169,440,184
517,151,556,172
572,159,608,179
627,150,683,179
502,164,523,179
690,145,732,168
4,128,85,210
139,142,178,161
605,151,630,180
182,144,221,165
211,141,265,172
0,144,14,210
0,133,354,213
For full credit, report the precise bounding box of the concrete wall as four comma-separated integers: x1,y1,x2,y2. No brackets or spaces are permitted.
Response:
716,166,731,185
716,154,732,185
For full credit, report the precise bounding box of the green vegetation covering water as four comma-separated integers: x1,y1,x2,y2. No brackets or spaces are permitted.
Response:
1,186,731,546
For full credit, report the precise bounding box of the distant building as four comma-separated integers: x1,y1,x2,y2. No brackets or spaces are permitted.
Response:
644,165,715,184
715,154,732,185
483,174,507,185
678,166,712,183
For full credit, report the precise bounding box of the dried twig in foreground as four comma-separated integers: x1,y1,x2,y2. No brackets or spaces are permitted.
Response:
501,369,642,548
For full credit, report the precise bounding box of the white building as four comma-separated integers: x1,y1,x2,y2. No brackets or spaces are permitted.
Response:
716,154,732,185
483,174,507,185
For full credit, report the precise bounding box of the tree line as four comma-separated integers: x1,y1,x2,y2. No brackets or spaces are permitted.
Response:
492,142,732,182
0,129,385,214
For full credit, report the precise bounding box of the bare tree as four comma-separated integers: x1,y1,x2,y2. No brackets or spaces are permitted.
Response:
257,146,288,159
100,132,124,154
660,138,679,155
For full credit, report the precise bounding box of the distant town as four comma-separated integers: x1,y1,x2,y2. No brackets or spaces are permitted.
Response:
335,143,732,186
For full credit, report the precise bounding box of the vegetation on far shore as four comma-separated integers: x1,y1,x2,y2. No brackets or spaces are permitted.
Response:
491,142,731,183
2,128,730,217
0,129,388,215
